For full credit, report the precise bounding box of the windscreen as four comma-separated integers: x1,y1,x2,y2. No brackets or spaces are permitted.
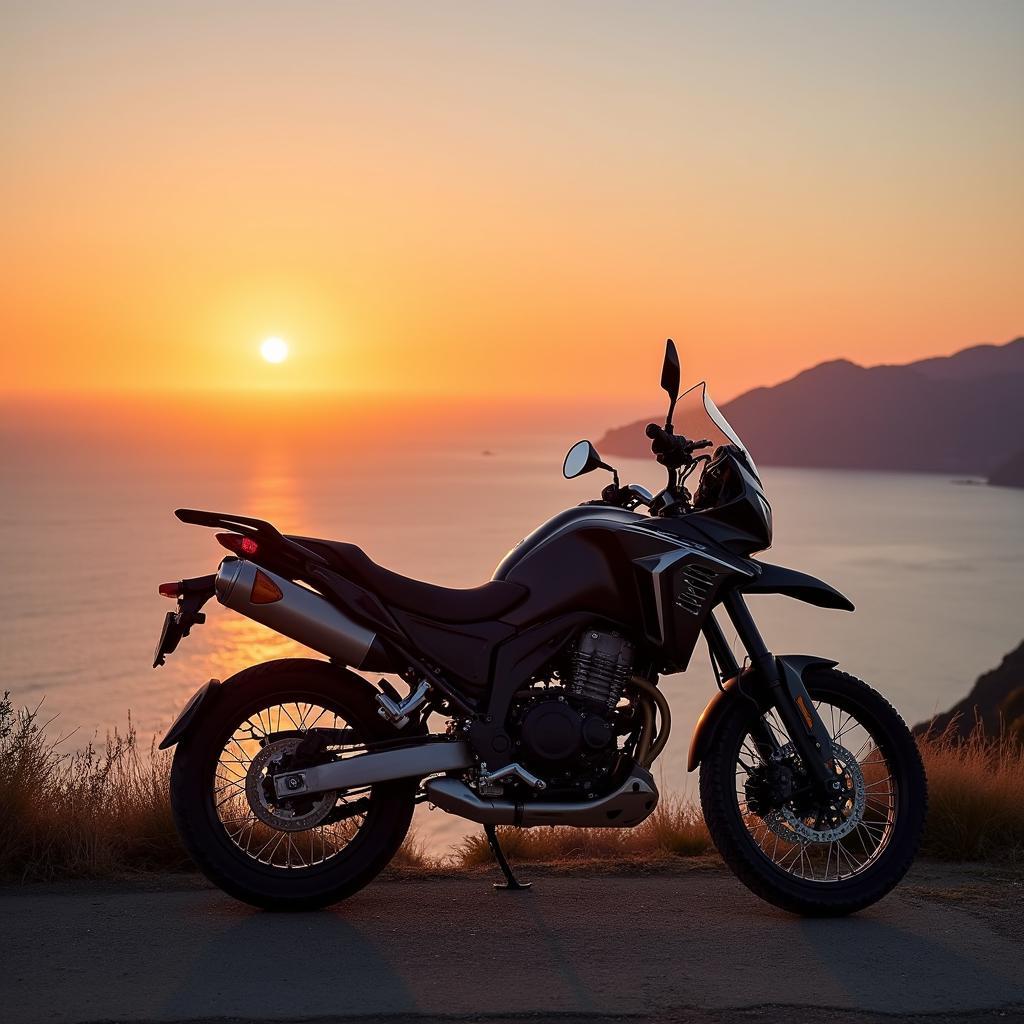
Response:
673,382,759,480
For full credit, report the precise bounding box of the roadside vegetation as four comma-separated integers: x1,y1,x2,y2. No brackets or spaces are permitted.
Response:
916,724,1024,860
1,692,1021,882
0,693,183,881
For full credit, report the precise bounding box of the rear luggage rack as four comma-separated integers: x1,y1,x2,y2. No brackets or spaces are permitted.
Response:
174,508,329,576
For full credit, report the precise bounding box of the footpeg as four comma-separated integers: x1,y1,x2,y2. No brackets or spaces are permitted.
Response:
375,680,430,728
479,762,547,792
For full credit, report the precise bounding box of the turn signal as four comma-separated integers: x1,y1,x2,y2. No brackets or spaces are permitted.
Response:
158,582,180,599
216,532,259,557
250,570,283,604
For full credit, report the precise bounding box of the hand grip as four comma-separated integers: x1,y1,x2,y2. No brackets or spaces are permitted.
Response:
645,422,673,454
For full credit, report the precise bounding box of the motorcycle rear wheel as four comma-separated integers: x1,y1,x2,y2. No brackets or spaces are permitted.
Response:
699,667,926,916
170,659,416,910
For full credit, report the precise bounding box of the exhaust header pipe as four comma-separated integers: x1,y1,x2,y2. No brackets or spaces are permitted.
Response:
424,766,659,829
215,558,386,669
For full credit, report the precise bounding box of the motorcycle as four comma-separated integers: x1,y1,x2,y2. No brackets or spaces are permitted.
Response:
154,340,926,915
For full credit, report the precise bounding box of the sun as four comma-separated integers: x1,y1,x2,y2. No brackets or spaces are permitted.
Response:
260,336,289,364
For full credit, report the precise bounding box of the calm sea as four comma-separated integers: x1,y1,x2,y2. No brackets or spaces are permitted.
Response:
3,396,1022,851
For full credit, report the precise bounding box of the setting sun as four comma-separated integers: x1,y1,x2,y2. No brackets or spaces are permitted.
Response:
260,337,289,364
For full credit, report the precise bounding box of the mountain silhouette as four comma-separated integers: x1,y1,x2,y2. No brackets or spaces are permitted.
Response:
600,337,1024,475
914,639,1024,741
988,447,1024,488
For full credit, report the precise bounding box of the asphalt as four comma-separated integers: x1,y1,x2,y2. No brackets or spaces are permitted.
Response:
1,864,1022,1024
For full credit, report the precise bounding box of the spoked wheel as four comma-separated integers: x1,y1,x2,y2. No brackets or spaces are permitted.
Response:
214,700,371,870
700,668,926,916
171,659,416,910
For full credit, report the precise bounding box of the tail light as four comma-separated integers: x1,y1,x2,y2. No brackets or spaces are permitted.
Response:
216,532,259,557
158,582,181,599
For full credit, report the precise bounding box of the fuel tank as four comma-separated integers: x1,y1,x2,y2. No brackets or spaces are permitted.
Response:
492,505,751,668
493,506,655,631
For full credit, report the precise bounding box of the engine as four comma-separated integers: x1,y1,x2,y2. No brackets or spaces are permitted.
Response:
569,629,635,710
512,630,636,792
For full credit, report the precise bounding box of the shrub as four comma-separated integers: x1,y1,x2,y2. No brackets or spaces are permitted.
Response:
917,724,1024,861
0,692,185,880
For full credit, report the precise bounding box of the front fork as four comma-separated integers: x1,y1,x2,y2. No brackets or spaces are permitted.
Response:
704,593,839,794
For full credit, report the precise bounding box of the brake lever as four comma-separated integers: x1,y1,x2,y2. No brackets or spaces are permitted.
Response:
601,482,654,509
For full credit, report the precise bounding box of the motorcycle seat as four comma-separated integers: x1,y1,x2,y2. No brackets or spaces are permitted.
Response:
292,537,529,624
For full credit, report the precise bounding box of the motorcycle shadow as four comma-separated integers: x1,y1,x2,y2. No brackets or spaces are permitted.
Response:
158,882,1024,1018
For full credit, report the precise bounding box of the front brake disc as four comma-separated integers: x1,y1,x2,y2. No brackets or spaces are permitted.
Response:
761,741,866,844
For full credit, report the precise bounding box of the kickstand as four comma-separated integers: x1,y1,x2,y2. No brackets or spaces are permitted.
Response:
484,824,532,891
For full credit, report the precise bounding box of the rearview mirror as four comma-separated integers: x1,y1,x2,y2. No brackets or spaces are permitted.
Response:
660,338,680,428
563,440,609,479
661,338,680,402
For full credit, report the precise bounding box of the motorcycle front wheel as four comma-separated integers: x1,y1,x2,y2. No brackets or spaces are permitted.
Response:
170,659,416,910
699,667,927,916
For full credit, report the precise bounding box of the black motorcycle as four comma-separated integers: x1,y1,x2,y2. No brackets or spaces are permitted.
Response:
155,341,926,915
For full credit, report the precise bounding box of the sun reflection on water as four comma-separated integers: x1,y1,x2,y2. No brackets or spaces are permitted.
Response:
243,448,307,534
209,455,314,677
203,615,308,680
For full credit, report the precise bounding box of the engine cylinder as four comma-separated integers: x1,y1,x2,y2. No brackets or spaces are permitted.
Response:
569,630,635,710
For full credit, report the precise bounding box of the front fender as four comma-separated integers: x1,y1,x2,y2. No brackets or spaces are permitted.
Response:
686,654,837,772
741,561,854,611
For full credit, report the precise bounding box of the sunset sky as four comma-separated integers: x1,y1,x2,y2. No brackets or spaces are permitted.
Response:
3,1,1021,402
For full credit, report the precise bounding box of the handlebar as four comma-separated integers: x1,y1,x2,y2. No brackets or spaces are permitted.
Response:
645,422,675,455
645,423,713,459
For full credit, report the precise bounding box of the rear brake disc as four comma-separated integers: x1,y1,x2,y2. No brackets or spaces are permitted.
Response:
245,738,337,832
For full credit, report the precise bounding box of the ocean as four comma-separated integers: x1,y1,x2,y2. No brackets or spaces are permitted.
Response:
3,395,1022,852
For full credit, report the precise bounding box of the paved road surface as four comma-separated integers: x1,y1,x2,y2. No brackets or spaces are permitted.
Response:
2,864,1022,1023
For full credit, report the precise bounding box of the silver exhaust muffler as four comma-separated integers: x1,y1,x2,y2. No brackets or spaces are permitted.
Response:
424,765,659,828
215,558,382,669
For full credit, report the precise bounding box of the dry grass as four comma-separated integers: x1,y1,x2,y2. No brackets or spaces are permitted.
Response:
0,692,186,881
917,724,1024,861
2,691,1022,882
451,793,713,870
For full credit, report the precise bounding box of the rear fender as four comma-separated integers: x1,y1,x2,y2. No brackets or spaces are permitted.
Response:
157,664,426,751
686,654,837,772
159,678,221,750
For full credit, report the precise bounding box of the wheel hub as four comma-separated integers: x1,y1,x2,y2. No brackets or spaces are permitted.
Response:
245,737,337,832
752,741,866,844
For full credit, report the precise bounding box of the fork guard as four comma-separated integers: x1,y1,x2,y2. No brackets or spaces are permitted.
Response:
686,654,838,772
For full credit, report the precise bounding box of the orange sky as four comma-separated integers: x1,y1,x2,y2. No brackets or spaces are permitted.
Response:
2,2,1021,402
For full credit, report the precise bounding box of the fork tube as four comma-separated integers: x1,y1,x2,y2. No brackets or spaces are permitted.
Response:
702,611,740,681
717,592,778,759
721,590,776,682
722,589,836,789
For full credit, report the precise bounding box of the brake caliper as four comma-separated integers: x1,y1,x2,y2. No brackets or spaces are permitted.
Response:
744,760,795,816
